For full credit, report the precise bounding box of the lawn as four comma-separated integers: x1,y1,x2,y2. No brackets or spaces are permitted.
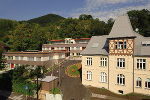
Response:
68,65,80,76
66,63,81,77
88,87,150,100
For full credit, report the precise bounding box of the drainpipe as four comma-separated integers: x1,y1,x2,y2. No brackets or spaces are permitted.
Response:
133,55,134,93
108,55,109,90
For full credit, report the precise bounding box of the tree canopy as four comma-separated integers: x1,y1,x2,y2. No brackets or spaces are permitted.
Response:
0,9,150,52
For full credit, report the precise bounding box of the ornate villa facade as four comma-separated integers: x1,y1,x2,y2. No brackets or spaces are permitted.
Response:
81,14,150,95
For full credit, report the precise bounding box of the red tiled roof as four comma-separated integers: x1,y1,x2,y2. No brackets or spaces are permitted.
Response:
50,39,65,42
74,38,91,40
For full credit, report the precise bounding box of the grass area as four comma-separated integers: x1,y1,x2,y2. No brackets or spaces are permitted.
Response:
50,87,61,94
88,87,150,100
68,65,80,76
90,97,109,100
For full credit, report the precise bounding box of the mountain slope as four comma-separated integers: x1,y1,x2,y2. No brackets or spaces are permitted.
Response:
27,14,65,26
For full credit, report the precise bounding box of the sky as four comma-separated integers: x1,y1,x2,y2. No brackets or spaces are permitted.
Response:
0,0,150,21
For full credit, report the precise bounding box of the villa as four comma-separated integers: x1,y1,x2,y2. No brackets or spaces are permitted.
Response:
42,38,90,57
81,14,150,95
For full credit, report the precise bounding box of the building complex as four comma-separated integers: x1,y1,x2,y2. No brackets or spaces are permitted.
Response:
81,14,150,95
4,38,90,69
42,38,90,57
4,50,65,69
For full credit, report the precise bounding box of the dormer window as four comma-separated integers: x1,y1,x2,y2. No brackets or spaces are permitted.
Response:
115,41,126,49
124,41,126,49
118,42,123,49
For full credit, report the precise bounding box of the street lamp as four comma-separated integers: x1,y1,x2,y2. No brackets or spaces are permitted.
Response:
36,66,43,100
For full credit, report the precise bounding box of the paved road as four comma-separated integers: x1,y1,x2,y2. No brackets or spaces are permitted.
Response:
47,60,91,100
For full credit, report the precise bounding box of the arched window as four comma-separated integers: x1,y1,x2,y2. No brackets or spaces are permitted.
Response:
145,78,150,89
86,71,92,81
117,74,125,85
136,77,142,88
100,72,107,82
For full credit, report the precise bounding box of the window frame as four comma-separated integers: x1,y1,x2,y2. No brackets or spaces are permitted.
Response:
100,57,107,67
36,57,41,61
117,58,125,68
20,56,24,60
86,71,92,81
145,78,150,89
15,56,19,60
118,41,124,49
117,74,125,85
100,72,107,83
137,59,146,70
86,57,92,66
136,77,142,88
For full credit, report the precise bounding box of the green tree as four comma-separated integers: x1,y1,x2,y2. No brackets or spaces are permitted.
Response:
0,48,6,70
9,22,47,51
79,14,93,20
128,9,150,36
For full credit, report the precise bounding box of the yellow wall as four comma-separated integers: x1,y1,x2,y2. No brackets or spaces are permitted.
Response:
82,55,150,95
82,55,108,89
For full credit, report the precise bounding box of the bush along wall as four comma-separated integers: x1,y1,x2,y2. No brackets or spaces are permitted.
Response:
12,79,38,96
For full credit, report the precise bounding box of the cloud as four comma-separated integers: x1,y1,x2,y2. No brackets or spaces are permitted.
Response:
70,0,150,21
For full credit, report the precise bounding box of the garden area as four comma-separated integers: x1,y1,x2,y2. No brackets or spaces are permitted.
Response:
88,86,150,100
65,63,81,77
50,87,61,94
0,65,47,97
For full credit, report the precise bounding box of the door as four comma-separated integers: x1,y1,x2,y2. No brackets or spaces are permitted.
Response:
11,64,14,69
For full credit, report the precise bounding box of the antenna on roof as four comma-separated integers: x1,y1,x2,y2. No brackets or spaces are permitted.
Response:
135,28,139,33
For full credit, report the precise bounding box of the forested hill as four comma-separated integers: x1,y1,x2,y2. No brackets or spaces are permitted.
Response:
0,9,150,51
27,14,65,26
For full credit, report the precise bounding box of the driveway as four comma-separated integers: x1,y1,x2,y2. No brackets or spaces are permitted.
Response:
46,60,91,100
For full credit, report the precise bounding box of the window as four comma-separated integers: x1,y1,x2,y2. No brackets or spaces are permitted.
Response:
42,48,45,50
118,90,123,94
46,48,49,50
15,56,19,60
137,59,146,69
86,57,92,66
7,63,10,68
145,78,150,89
117,74,125,85
15,64,19,67
77,47,80,50
71,47,74,50
49,56,53,60
36,57,41,61
115,42,118,49
124,41,126,49
136,77,142,88
61,47,64,50
117,58,125,68
72,53,74,56
118,42,123,49
8,56,13,60
86,71,92,80
59,55,62,59
77,53,80,56
20,56,24,60
100,58,107,67
27,57,34,61
115,41,126,49
100,72,107,82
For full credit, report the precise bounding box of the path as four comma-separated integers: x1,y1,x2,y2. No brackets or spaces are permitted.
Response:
46,60,91,100
92,93,128,100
